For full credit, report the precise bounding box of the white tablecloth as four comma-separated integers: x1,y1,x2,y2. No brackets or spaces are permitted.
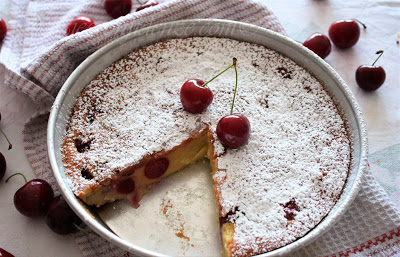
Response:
0,1,398,257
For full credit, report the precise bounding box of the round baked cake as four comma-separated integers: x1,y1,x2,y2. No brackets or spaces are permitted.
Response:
62,37,351,257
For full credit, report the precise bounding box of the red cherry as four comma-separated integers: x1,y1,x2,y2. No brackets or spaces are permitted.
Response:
113,177,135,194
356,66,386,91
6,173,54,217
0,18,7,42
356,50,386,91
144,158,169,179
136,0,158,11
328,19,365,48
0,248,15,257
216,113,251,149
180,79,214,113
105,0,132,19
45,195,82,235
66,17,95,36
303,33,331,59
0,152,6,180
180,60,237,113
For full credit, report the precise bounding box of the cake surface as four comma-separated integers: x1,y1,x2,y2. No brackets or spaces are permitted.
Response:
62,37,351,256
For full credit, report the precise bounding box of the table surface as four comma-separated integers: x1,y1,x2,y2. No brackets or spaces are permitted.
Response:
0,1,399,256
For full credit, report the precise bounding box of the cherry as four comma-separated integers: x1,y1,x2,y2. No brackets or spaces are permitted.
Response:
0,248,14,257
66,17,95,36
105,0,132,19
113,177,135,194
217,114,251,149
328,19,366,49
46,195,82,235
144,158,169,179
303,33,331,59
6,173,54,218
216,58,251,149
356,50,386,91
0,152,6,180
180,59,236,113
136,0,158,11
180,79,213,113
0,18,7,42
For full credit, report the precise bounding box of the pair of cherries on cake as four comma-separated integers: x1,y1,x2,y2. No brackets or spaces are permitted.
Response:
180,58,250,149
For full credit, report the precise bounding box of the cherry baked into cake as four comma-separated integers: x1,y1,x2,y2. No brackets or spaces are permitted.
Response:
61,37,351,257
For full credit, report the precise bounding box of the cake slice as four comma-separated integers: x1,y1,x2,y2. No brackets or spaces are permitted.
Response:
62,37,351,257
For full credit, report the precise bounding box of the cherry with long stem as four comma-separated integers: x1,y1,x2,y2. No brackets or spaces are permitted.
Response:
6,172,54,218
356,50,386,91
216,58,251,149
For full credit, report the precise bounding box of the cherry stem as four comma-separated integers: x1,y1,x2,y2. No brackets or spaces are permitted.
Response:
353,19,367,29
230,58,238,115
372,50,384,66
73,223,97,235
203,61,235,87
0,128,12,150
136,0,143,5
5,172,27,184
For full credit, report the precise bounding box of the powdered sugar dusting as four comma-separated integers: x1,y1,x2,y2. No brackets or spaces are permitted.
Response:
62,37,351,256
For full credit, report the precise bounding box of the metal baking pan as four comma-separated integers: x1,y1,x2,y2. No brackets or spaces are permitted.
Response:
47,19,368,256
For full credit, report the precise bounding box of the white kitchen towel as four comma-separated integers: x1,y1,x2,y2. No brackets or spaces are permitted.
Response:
1,0,399,256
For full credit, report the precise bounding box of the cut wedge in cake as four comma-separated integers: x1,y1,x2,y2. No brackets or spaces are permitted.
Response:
62,37,351,257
